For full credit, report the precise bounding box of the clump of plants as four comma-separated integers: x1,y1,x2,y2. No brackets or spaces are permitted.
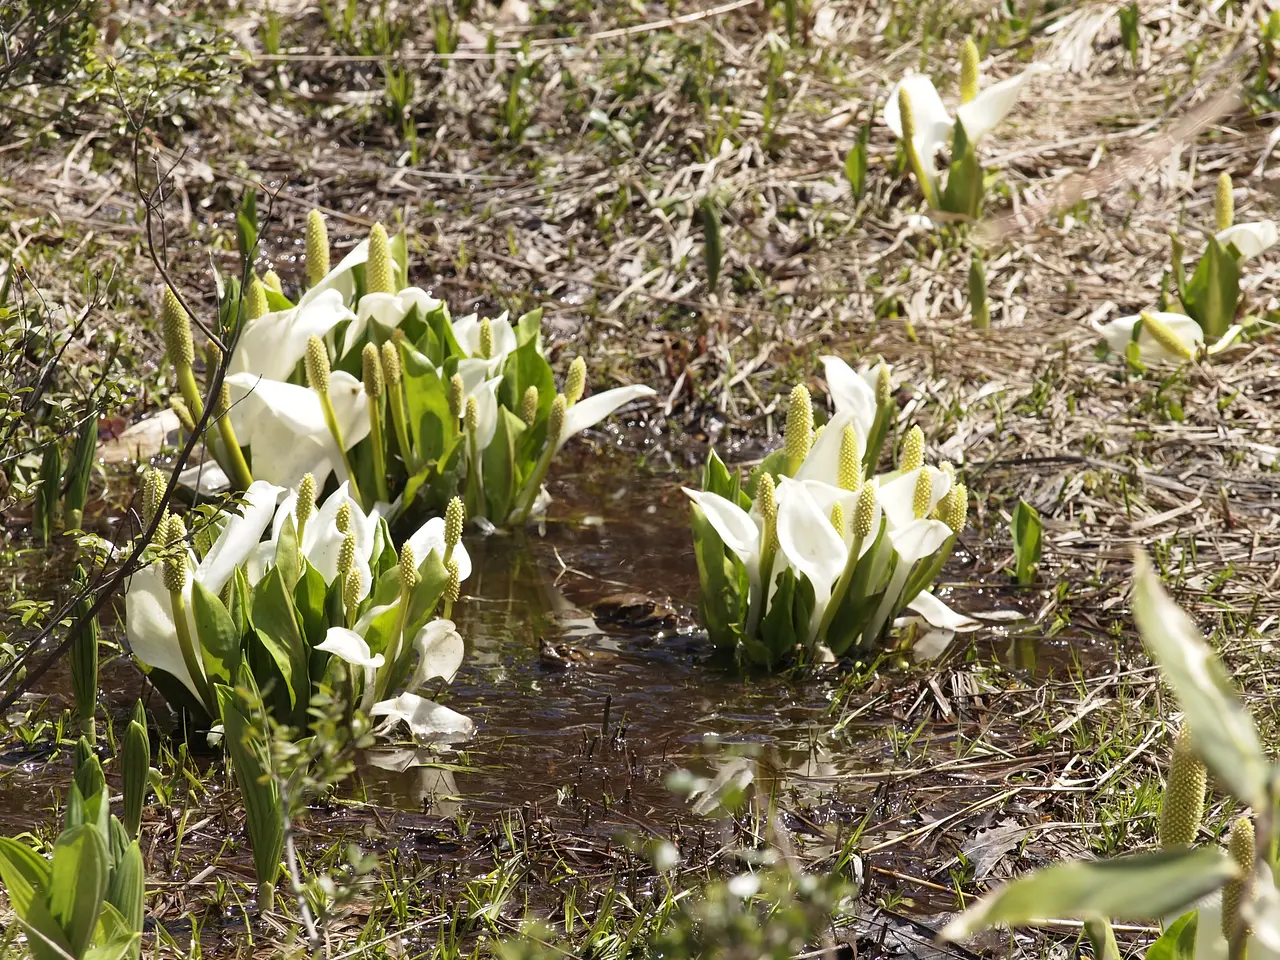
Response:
124,471,471,741
1095,173,1277,364
945,553,1280,955
883,40,1044,217
686,358,970,669
163,212,655,524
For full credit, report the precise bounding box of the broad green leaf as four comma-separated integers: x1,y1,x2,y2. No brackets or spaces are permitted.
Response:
702,450,739,502
941,847,1235,940
1181,237,1239,339
35,441,61,546
1132,552,1268,808
1146,911,1197,960
482,408,527,522
759,568,798,666
401,341,455,460
0,835,53,919
515,307,543,348
192,580,241,687
498,338,555,427
293,560,329,647
273,514,301,593
1084,918,1119,960
263,287,294,313
49,823,110,957
250,568,307,710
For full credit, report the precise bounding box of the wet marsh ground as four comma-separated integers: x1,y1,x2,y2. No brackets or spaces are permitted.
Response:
5,0,1280,956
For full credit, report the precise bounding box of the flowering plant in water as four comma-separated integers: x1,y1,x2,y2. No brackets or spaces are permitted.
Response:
883,40,1044,217
686,359,970,669
164,213,654,525
125,470,472,742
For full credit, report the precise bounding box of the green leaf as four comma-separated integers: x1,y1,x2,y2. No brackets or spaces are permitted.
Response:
64,414,97,527
1084,918,1119,960
515,307,543,348
235,189,259,261
759,568,798,666
1180,237,1239,338
941,848,1235,940
49,823,110,957
263,287,294,313
0,835,53,920
700,197,722,293
273,514,301,593
689,504,747,649
1132,552,1268,809
940,122,983,218
844,125,868,199
498,338,555,429
217,673,283,894
250,568,307,710
1145,911,1197,960
1010,499,1042,586
104,837,144,946
121,719,150,841
192,580,241,688
401,341,455,460
293,560,329,647
482,408,527,522
34,441,61,546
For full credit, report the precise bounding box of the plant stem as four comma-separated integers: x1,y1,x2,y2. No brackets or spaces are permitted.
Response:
864,557,913,648
387,380,415,474
317,392,364,509
214,409,254,490
368,394,390,504
514,441,555,524
817,530,866,643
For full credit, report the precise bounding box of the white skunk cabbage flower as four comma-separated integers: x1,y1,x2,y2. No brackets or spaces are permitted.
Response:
230,288,357,383
343,287,442,358
1093,311,1241,364
316,627,385,711
882,63,1046,187
125,481,285,699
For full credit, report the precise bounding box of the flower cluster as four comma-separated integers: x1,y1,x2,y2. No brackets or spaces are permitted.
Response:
1095,174,1278,364
167,215,655,524
686,359,970,669
125,471,472,742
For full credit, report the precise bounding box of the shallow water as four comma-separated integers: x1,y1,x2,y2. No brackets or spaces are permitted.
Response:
0,450,1108,878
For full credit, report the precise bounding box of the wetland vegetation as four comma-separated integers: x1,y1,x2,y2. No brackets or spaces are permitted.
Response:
4,0,1280,956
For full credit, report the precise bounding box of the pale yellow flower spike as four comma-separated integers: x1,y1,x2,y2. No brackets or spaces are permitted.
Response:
1216,172,1234,233
960,38,979,104
1158,724,1206,849
1140,312,1194,363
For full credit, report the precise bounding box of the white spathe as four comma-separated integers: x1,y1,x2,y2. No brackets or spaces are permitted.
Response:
342,287,441,358
125,481,286,700
820,356,884,438
301,238,368,307
1187,864,1280,960
407,619,464,688
405,517,473,582
1216,221,1278,261
776,477,848,599
261,482,378,594
317,626,385,711
230,288,356,382
453,312,518,375
370,692,475,742
226,371,370,489
795,410,865,489
1092,311,1242,364
556,385,658,452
